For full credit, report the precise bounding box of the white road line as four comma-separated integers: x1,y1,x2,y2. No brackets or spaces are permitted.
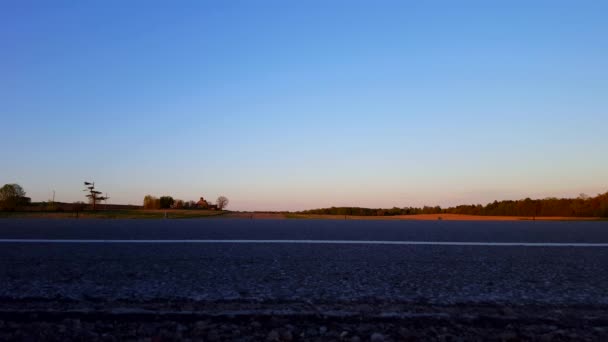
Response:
0,239,607,247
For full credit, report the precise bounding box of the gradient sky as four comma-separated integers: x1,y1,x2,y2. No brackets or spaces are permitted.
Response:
1,0,607,211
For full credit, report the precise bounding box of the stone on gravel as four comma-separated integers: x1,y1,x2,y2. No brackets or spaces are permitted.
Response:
305,327,317,336
101,333,117,342
280,329,293,341
138,324,155,336
499,331,518,341
206,330,220,342
267,330,280,341
371,332,385,342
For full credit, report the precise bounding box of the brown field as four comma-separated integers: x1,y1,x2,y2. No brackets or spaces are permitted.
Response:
1,210,601,221
225,212,288,219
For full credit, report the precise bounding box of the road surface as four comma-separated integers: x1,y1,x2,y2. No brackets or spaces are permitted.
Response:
1,218,607,340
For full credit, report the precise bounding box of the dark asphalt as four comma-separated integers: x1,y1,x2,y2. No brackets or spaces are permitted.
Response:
1,218,608,242
1,219,607,306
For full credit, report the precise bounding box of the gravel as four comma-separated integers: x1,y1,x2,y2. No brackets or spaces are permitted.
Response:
0,308,607,341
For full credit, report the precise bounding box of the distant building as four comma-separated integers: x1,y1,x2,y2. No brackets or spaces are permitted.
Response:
196,197,209,208
196,197,218,210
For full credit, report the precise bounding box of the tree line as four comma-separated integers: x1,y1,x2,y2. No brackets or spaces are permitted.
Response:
299,206,443,217
3,181,607,217
143,195,229,210
0,182,230,212
299,192,608,217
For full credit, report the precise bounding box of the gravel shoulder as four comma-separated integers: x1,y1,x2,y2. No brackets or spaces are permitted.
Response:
1,299,607,341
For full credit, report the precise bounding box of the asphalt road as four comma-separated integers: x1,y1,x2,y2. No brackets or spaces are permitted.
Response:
1,218,608,306
2,218,608,242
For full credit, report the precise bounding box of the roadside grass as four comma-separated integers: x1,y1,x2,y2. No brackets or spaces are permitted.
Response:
0,209,227,219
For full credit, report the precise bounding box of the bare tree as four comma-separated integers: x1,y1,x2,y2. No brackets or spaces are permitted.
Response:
216,196,229,210
83,181,107,210
173,199,184,209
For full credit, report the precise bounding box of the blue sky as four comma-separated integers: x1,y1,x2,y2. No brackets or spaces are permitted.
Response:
1,1,607,211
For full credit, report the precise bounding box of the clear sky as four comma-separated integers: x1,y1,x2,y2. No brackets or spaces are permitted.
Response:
1,0,607,211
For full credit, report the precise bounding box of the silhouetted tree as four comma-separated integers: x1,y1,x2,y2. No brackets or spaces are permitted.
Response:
0,183,27,211
159,196,174,209
215,196,229,210
83,182,107,210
